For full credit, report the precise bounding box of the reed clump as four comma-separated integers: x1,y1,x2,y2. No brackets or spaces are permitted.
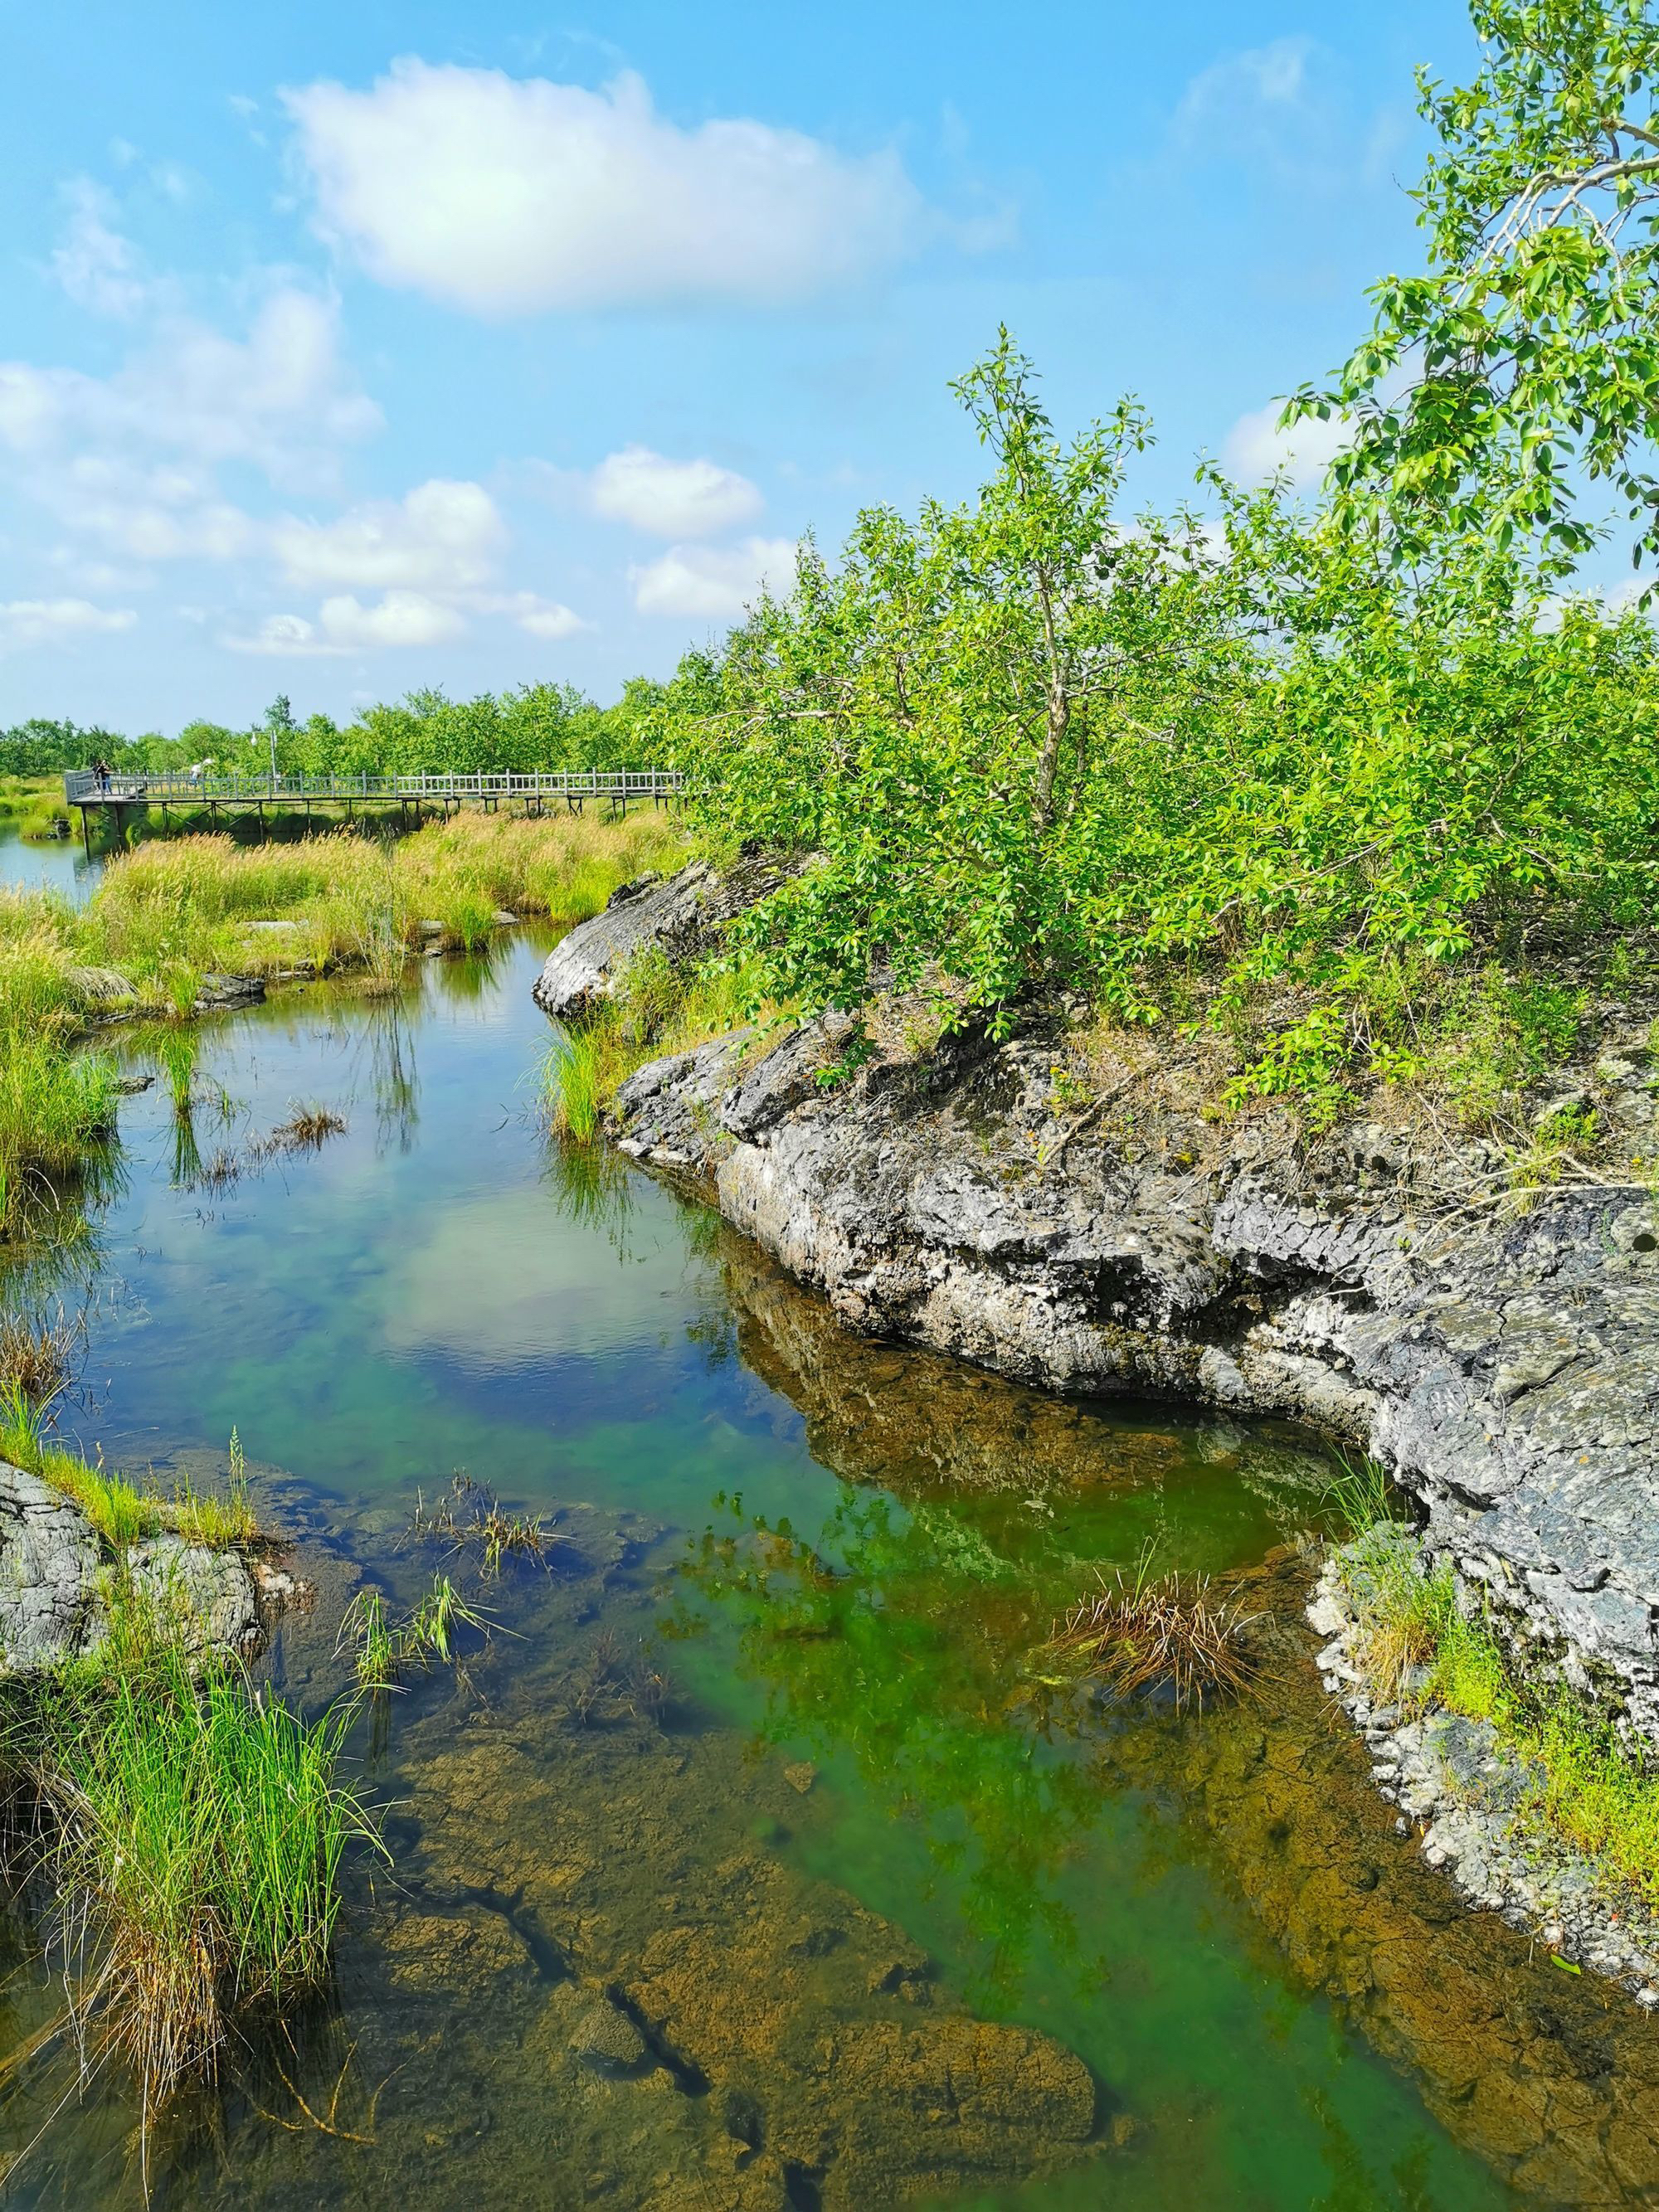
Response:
13,1636,368,2109
0,1301,81,1407
0,895,118,1237
338,1573,489,1700
261,1102,348,1155
1045,1558,1259,1710
409,1470,563,1576
0,1416,376,2114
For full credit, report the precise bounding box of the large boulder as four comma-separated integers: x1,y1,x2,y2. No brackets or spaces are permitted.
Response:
0,1460,260,1675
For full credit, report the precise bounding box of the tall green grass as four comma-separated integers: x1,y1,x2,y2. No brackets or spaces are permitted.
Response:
0,1407,377,2112
545,946,766,1141
19,1639,369,2106
0,809,687,1238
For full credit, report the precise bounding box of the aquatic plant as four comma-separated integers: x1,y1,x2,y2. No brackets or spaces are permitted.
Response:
409,1470,562,1576
0,1300,82,1407
1044,1553,1259,1711
338,1573,489,1694
262,1102,348,1154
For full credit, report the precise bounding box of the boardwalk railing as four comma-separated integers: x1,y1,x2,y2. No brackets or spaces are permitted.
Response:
65,768,683,806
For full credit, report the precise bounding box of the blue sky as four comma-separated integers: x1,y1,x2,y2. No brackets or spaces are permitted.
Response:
0,0,1477,732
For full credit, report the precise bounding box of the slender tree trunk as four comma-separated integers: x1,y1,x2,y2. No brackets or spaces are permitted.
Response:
1029,566,1068,835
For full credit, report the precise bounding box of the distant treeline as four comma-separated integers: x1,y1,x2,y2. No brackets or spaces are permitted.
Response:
0,679,672,780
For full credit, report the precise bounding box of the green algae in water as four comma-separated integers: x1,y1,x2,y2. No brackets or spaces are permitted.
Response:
0,919,1633,2208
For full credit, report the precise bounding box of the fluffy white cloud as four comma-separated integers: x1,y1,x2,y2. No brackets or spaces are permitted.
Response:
0,286,380,578
588,445,761,538
1222,398,1349,489
630,536,798,620
272,479,502,591
0,291,379,477
0,597,136,652
284,61,932,313
53,455,255,562
317,590,467,649
226,589,467,656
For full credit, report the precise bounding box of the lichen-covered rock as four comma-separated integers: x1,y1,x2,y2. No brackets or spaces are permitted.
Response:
0,1459,261,1675
603,1014,1659,1743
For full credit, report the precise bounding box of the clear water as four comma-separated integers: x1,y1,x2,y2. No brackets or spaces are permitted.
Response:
0,819,96,902
0,830,1650,2210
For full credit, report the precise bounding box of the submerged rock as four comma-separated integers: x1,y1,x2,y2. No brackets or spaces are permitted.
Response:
0,1459,262,1675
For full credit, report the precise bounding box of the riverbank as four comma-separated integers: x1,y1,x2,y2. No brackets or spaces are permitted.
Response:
539,859,1659,2005
0,808,686,1240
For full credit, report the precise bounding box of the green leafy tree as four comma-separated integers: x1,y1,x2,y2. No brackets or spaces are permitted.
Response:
1290,0,1659,572
667,332,1255,1021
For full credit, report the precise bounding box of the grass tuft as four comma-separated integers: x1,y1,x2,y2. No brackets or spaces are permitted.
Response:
1043,1550,1258,1710
0,1300,82,1407
545,946,769,1141
18,1640,369,2107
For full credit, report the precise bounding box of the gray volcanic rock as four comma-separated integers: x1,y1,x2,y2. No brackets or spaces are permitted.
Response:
606,1016,1659,1742
532,853,797,1020
0,1460,261,1675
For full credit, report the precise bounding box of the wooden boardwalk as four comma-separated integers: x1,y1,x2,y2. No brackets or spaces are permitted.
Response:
63,767,683,851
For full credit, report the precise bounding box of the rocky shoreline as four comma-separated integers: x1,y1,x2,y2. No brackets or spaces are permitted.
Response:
1308,1539,1659,2006
0,1457,284,1675
536,863,1659,2001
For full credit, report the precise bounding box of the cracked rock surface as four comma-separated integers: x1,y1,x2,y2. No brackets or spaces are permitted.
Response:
533,852,795,1022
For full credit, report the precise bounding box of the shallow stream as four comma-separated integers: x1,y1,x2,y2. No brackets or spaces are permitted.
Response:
0,822,1654,2210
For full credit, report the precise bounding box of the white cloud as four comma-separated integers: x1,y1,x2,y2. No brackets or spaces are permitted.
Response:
471,589,588,638
1222,398,1349,489
225,589,468,656
0,597,136,652
588,445,761,537
54,455,255,562
283,60,935,313
272,478,502,591
1175,36,1317,143
51,179,149,318
1173,36,1360,187
225,611,339,658
0,287,381,578
630,535,798,620
317,590,466,648
259,484,587,649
